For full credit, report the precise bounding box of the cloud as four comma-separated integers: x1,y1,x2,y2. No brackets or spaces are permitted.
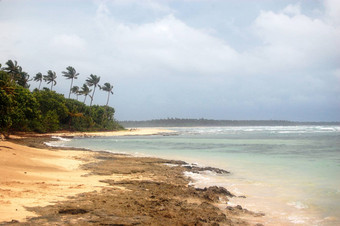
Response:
0,0,339,120
282,4,301,16
91,9,241,78
324,0,340,25
107,0,173,13
50,34,87,52
250,3,340,74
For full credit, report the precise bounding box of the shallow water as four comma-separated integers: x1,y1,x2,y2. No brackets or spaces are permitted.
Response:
54,126,340,225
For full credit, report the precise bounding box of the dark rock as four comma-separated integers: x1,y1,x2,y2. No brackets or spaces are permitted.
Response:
58,208,88,215
199,202,219,211
235,205,243,210
12,150,252,226
183,165,229,174
196,186,234,198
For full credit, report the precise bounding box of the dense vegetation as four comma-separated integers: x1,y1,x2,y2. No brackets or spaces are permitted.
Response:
0,60,123,138
120,118,340,128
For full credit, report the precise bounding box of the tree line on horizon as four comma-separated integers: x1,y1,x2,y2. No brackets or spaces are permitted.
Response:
0,59,123,138
119,118,340,127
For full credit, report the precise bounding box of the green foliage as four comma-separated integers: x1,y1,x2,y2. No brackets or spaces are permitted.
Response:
10,86,40,132
0,60,123,137
0,71,41,136
33,89,69,123
0,71,15,137
64,99,123,131
43,110,60,132
0,88,13,138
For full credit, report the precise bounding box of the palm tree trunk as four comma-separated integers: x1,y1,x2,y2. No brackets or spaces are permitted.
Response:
51,82,53,91
106,91,110,106
90,86,96,106
84,95,87,104
39,80,42,90
68,79,73,98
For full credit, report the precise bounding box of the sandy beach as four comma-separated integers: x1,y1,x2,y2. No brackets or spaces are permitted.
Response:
35,128,177,138
0,129,265,225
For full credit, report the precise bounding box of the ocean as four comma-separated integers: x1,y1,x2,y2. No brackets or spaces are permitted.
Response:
50,126,340,225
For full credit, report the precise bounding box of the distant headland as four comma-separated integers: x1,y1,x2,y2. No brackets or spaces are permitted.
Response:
120,118,340,127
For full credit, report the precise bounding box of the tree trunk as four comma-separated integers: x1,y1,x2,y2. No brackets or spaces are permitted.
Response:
106,91,110,106
39,80,42,90
68,79,73,98
90,86,96,106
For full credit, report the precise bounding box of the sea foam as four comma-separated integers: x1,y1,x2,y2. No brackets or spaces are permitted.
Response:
44,136,71,147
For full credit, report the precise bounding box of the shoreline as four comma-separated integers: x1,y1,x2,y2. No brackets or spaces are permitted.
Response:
0,130,266,225
24,128,178,138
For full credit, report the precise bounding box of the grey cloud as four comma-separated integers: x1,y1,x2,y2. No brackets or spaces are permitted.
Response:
0,0,339,121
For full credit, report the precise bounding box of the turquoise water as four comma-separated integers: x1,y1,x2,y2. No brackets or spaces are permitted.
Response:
53,126,340,225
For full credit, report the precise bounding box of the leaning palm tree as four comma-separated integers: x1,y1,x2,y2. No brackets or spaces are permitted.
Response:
80,84,92,104
33,72,43,90
99,82,114,106
71,86,80,100
86,74,100,106
43,70,57,91
3,60,20,81
62,66,79,98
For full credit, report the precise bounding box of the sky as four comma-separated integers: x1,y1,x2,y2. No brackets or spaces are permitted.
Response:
0,0,339,121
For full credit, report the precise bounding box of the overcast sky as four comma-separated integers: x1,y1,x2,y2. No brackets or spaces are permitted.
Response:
1,0,339,121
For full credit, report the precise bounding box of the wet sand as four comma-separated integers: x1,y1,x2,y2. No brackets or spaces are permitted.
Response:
0,130,266,225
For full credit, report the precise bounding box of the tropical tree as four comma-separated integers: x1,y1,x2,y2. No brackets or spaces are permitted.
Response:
86,74,100,106
43,70,57,91
33,72,43,90
71,86,80,100
62,66,79,98
3,60,20,81
80,84,92,104
99,82,114,106
17,70,31,88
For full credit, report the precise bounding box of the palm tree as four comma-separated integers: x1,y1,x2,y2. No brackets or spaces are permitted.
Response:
99,82,114,106
86,74,100,106
71,86,80,100
62,66,79,98
17,71,31,88
3,60,20,81
43,70,57,91
33,72,43,90
80,84,92,104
